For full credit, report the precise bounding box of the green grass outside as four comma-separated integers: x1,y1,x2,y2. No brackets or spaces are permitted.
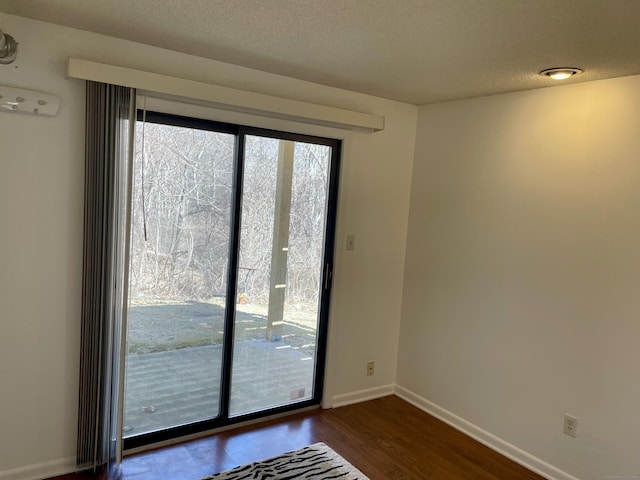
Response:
126,300,317,356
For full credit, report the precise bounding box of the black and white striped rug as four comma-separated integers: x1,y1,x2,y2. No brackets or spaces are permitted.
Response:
201,442,370,479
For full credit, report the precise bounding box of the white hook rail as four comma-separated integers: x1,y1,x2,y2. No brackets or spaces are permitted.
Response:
0,85,60,116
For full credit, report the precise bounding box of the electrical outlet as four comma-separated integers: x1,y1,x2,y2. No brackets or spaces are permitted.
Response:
367,361,374,376
563,414,578,438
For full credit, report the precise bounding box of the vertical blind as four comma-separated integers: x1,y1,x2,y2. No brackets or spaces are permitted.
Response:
77,82,135,474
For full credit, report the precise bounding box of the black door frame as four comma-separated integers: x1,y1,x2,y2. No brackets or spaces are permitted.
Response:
123,111,341,450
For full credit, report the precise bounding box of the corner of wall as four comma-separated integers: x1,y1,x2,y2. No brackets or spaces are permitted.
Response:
393,385,578,480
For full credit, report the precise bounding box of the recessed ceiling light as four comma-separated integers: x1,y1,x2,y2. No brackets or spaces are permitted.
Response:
539,68,583,81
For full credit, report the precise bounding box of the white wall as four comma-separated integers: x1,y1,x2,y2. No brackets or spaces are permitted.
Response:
398,75,640,479
0,13,416,478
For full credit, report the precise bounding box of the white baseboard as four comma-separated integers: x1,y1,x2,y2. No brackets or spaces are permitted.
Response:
394,385,580,480
0,457,76,480
331,384,395,408
2,388,576,480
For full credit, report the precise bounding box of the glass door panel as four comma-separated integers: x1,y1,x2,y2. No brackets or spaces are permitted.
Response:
230,135,332,416
123,117,234,438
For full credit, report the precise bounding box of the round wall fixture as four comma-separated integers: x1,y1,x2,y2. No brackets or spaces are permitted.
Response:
539,67,583,80
0,28,17,65
0,30,18,65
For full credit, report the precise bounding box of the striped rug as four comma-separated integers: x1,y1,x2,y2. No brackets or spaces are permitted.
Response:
201,442,370,479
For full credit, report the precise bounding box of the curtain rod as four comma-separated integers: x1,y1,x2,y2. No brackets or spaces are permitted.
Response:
67,58,385,132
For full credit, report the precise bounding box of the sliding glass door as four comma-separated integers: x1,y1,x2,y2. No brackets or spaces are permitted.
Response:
123,112,339,448
230,135,333,416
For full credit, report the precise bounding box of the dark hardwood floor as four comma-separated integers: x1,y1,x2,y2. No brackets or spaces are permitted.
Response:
53,395,544,479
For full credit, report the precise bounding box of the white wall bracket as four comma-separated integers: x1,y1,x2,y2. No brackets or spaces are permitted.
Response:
0,85,60,116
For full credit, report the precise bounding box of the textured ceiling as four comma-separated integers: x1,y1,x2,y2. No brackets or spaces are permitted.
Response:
2,0,640,104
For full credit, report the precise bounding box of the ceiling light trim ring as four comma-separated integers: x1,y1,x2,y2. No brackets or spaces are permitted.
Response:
539,67,583,80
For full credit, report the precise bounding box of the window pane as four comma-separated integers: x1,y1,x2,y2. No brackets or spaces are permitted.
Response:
123,120,234,437
230,135,331,416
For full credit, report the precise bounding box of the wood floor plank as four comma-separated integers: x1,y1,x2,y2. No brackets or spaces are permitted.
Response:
50,395,545,480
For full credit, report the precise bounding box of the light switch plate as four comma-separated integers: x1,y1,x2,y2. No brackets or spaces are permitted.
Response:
346,234,355,251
